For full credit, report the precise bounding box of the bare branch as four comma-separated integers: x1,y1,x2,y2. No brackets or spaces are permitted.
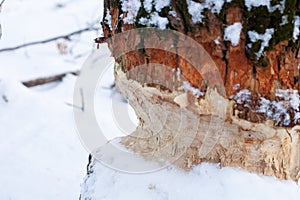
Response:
0,0,4,40
0,27,99,53
65,102,84,111
65,88,84,111
0,0,5,7
22,71,80,87
80,88,85,111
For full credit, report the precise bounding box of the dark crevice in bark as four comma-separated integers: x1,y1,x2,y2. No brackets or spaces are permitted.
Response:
277,57,281,73
223,48,229,87
174,0,191,34
296,41,300,59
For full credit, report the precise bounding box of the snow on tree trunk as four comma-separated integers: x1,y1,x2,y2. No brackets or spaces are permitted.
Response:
101,0,300,182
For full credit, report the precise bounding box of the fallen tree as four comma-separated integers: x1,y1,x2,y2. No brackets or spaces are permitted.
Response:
22,71,79,87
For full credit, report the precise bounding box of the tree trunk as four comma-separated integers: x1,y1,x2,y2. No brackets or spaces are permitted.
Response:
101,0,300,182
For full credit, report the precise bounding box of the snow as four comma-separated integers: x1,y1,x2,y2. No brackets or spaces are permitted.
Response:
232,84,241,91
139,0,170,29
245,0,286,13
0,2,2,39
105,9,113,30
257,97,272,116
182,81,204,98
245,0,271,11
0,0,102,199
294,112,300,124
176,67,204,98
234,89,300,126
143,0,171,14
272,89,300,125
293,16,300,42
143,0,171,13
1,0,300,199
81,159,300,200
187,0,206,24
234,89,252,105
153,0,170,12
0,75,89,200
139,12,169,29
94,62,139,141
214,36,221,45
168,10,177,18
187,0,232,24
276,89,300,111
224,22,243,46
0,0,102,80
280,15,288,26
121,0,141,24
149,12,169,29
176,67,181,79
248,28,274,58
144,0,153,13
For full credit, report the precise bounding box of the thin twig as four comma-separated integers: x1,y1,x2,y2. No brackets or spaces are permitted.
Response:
0,0,5,7
0,1,5,40
65,102,84,111
0,27,99,53
80,88,85,111
64,88,85,111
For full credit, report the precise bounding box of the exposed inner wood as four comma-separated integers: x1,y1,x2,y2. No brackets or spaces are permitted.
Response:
115,64,300,182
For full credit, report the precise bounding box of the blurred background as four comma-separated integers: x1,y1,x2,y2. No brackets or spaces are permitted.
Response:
0,0,103,199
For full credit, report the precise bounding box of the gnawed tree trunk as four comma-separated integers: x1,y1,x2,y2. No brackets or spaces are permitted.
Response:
101,0,300,182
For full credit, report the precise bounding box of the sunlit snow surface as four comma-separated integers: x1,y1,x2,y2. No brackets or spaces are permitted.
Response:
224,22,243,46
0,0,300,200
0,0,101,199
81,159,300,200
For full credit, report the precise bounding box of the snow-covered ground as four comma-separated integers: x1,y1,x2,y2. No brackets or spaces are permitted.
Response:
0,0,102,199
81,159,300,200
0,0,300,200
0,0,102,80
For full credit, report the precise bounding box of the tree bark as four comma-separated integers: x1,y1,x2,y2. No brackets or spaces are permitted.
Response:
102,0,300,182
